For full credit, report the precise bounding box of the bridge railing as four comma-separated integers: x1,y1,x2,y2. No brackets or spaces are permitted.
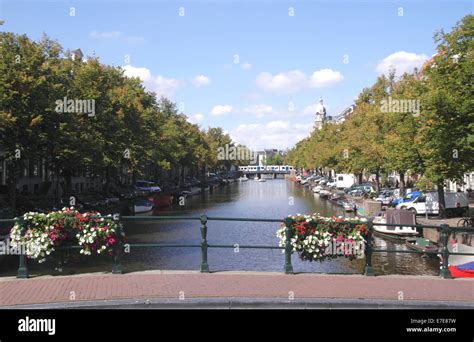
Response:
1,216,473,279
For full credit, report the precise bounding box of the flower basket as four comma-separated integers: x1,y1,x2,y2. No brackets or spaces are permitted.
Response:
9,208,125,263
277,214,368,262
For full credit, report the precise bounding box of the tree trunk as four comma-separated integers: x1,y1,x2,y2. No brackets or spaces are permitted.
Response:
63,169,72,196
375,170,380,192
105,166,110,195
8,160,18,214
437,183,447,219
399,172,405,197
181,166,185,184
358,173,363,184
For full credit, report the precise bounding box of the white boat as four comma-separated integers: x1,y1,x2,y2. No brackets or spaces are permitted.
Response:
343,201,356,212
313,185,322,193
256,178,266,182
319,189,331,198
134,198,154,214
188,187,202,196
253,176,259,180
238,176,249,182
372,209,418,240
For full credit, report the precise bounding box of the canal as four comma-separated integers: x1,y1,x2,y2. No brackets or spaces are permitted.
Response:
0,179,440,276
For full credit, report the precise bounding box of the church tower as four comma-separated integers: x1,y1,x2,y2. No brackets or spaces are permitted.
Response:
314,97,326,130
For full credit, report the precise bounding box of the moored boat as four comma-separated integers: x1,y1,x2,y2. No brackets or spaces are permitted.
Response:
134,198,154,214
151,194,174,207
405,237,439,256
319,189,330,198
343,201,356,212
329,191,344,202
188,187,202,196
447,243,474,278
372,209,418,241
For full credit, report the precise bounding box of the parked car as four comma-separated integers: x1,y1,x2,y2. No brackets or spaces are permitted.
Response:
374,190,394,206
391,190,420,207
344,183,372,193
135,180,162,194
396,191,469,216
349,185,374,193
318,178,331,186
347,188,365,197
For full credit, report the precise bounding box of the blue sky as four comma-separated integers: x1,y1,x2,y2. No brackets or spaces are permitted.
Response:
1,0,472,150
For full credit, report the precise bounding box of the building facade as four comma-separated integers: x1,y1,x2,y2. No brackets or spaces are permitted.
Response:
314,97,327,130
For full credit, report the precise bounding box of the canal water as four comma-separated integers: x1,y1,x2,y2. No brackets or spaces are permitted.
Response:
0,179,440,276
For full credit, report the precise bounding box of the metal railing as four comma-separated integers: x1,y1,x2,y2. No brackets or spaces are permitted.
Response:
1,215,473,279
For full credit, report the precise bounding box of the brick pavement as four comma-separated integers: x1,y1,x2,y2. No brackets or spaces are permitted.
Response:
0,271,473,307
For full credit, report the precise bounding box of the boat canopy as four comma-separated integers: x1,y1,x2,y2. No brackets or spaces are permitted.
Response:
386,209,416,226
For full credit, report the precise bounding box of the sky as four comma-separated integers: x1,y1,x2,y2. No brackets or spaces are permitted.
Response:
0,0,472,150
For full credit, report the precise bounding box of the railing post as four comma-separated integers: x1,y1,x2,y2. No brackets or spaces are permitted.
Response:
364,219,375,276
283,217,294,274
439,224,452,279
112,213,123,274
16,217,28,279
200,214,210,273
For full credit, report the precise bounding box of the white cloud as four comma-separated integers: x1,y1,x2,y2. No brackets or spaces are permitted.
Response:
243,104,273,118
192,75,211,88
187,113,204,124
376,51,429,75
256,69,344,94
256,70,307,94
211,105,233,116
309,69,344,88
122,64,180,98
126,36,146,44
89,31,145,43
240,63,252,70
231,120,313,150
89,30,122,39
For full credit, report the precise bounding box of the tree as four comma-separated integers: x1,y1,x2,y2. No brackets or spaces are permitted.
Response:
383,73,424,195
0,32,53,211
420,15,474,217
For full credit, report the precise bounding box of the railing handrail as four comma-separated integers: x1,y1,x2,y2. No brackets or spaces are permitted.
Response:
120,215,473,231
3,214,473,230
120,215,284,223
3,213,473,280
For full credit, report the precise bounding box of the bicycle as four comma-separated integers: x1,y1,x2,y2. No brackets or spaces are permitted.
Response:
457,216,473,228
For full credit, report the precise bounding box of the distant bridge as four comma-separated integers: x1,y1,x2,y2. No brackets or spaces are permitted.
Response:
238,165,294,174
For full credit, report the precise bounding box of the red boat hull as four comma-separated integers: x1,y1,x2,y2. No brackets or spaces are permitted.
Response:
151,194,173,207
448,265,474,278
